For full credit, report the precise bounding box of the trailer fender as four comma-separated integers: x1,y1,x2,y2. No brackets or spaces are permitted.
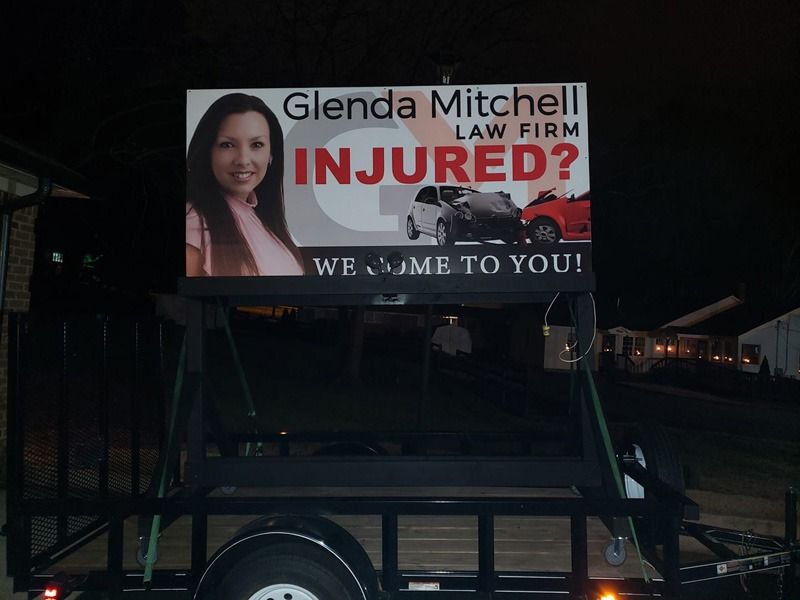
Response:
194,514,378,600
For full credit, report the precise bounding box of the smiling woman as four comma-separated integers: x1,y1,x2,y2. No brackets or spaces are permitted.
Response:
185,93,304,277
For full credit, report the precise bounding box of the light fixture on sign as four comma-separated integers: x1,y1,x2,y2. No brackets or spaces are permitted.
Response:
387,251,404,273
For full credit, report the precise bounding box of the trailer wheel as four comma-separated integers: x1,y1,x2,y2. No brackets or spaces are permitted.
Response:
214,541,363,600
603,537,627,567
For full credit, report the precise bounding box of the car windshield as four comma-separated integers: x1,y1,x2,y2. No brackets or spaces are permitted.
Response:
440,186,472,206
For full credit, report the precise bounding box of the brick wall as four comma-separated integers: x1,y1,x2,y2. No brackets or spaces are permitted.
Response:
0,190,38,483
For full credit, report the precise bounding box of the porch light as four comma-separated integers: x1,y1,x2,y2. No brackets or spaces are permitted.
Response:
667,346,674,352
712,355,720,361
742,357,751,364
655,345,663,352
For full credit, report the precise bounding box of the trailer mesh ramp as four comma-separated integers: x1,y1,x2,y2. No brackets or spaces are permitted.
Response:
11,315,171,568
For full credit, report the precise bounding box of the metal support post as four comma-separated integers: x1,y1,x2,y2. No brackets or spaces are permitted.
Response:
186,299,206,484
57,321,70,541
382,513,399,592
131,322,142,495
6,314,24,577
662,515,681,599
478,513,495,592
107,511,125,598
420,303,433,429
570,514,588,597
191,504,208,592
785,487,797,599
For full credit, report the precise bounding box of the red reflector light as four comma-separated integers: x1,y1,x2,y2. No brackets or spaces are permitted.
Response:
44,587,59,599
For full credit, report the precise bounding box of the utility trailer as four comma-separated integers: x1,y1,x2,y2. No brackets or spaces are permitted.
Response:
5,279,798,599
6,82,799,599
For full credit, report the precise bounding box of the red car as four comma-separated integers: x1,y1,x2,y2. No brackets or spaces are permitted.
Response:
521,189,591,244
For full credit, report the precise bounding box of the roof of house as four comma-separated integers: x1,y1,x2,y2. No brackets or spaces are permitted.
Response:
661,295,743,328
663,301,800,338
738,306,800,339
0,134,90,199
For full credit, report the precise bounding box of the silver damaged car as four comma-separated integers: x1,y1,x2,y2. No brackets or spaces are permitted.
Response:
406,185,522,246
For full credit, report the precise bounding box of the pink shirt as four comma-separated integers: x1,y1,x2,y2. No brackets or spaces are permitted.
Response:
186,192,303,276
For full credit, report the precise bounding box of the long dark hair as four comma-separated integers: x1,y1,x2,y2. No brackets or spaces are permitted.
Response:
187,93,302,275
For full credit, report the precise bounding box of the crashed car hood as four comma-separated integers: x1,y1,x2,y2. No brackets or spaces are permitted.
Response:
452,193,516,217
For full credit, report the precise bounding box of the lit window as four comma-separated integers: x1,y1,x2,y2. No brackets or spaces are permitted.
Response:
622,336,645,356
741,344,760,365
51,251,64,264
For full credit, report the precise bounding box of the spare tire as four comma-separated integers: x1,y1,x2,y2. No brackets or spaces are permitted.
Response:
618,422,685,547
620,422,685,496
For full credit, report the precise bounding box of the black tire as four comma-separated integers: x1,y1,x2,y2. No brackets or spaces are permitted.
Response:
619,423,685,546
621,422,685,495
406,216,420,240
215,541,362,600
436,219,452,247
527,218,561,244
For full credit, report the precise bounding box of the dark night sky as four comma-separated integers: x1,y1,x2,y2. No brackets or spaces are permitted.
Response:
1,0,799,321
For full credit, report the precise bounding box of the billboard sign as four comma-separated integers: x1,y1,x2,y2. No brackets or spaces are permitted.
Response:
185,84,591,285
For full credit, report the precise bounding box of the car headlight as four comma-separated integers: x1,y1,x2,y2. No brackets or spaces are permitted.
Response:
456,211,465,219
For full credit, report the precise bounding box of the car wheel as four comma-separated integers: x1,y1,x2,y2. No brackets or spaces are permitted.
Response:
213,541,362,600
527,218,561,244
436,219,452,246
406,216,420,240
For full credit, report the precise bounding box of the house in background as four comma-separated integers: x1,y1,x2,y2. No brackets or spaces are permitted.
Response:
738,307,800,379
542,295,744,373
543,293,800,392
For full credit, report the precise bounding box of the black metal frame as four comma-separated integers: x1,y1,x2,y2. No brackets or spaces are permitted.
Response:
13,491,798,599
6,277,800,599
177,273,594,307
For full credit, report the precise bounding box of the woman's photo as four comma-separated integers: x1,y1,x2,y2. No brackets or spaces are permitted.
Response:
186,93,304,276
